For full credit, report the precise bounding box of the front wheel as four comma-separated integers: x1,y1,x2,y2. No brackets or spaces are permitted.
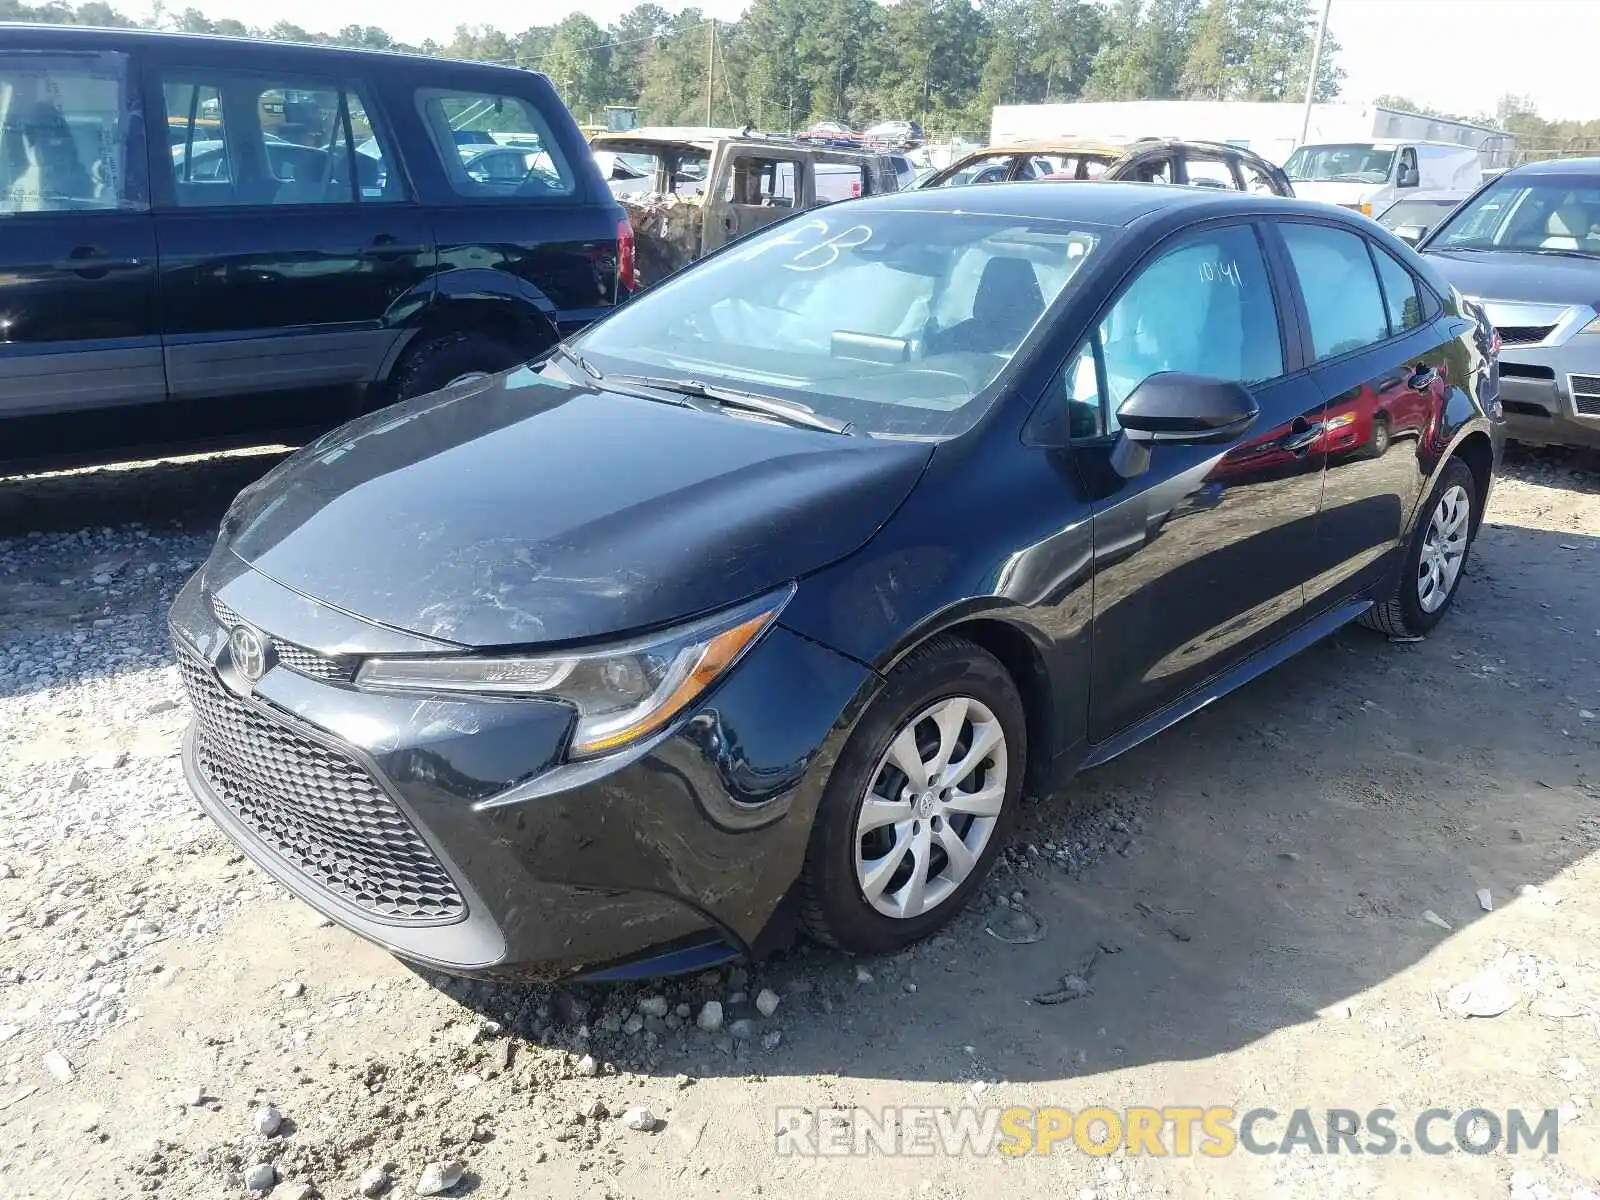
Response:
800,636,1026,954
1360,456,1479,637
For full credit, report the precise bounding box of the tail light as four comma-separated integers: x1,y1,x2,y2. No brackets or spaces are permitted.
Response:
850,180,862,198
616,217,636,295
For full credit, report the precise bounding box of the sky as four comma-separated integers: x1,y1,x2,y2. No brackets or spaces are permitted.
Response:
123,0,1600,124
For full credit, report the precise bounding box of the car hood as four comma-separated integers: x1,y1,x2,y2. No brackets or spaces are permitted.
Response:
1423,249,1600,308
223,366,932,648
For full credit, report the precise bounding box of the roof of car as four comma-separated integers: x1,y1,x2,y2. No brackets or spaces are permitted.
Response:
0,22,542,77
1505,156,1600,176
844,179,1315,226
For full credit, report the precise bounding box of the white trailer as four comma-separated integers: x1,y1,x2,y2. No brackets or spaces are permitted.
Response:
989,100,1513,168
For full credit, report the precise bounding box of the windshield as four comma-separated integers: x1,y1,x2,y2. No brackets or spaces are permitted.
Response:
574,208,1107,437
1284,144,1396,184
1378,198,1459,230
1429,177,1600,255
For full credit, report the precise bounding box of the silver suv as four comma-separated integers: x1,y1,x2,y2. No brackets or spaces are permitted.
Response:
1420,157,1600,450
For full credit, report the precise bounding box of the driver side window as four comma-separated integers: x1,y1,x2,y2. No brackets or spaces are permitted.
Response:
1048,223,1283,441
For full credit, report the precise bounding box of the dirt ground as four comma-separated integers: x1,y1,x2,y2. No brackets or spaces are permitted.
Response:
0,444,1596,1200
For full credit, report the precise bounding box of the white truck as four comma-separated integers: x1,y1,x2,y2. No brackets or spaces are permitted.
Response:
1282,140,1484,218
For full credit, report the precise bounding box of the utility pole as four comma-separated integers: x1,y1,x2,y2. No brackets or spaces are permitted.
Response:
1299,0,1332,147
706,19,715,125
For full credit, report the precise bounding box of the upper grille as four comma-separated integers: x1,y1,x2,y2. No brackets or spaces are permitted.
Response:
210,595,353,682
1571,374,1600,417
177,648,465,923
1495,324,1556,346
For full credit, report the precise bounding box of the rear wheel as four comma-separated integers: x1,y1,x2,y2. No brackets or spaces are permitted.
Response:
800,636,1026,954
389,332,527,403
1360,456,1478,637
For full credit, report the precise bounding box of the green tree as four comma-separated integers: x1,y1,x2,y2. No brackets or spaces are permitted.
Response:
543,13,612,121
1180,0,1339,101
609,4,674,103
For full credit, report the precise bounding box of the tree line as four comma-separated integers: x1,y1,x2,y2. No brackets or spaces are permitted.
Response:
4,0,1347,135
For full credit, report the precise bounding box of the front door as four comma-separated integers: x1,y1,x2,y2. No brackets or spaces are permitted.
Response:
704,148,807,252
0,47,162,451
147,58,435,437
1273,220,1457,610
1071,221,1330,743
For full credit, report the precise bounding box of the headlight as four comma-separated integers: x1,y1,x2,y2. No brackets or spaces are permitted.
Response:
1325,411,1357,430
356,586,794,758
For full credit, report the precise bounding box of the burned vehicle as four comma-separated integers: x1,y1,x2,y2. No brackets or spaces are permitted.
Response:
922,138,1294,197
589,130,902,285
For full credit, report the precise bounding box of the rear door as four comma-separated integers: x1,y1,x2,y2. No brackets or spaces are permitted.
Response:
1272,219,1458,612
705,147,808,251
0,45,163,435
147,52,435,434
1065,220,1330,742
402,72,618,335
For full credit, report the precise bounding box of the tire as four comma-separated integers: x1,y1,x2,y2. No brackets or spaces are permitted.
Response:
1368,413,1391,458
800,635,1026,954
1359,456,1479,637
389,332,527,403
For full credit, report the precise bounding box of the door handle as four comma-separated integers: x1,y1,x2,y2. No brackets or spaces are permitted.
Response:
362,234,421,262
52,247,144,275
1407,365,1439,392
1279,423,1324,453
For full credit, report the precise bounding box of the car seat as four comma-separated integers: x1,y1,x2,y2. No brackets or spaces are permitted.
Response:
1542,205,1590,250
5,101,94,211
930,256,1044,355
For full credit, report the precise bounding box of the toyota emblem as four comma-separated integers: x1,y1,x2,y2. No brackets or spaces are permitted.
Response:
229,625,269,682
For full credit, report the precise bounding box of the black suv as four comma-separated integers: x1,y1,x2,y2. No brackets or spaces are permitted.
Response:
0,26,632,468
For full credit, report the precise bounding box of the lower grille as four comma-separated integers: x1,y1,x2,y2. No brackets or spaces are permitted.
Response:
210,595,354,682
1496,324,1555,346
1572,374,1600,417
177,648,465,923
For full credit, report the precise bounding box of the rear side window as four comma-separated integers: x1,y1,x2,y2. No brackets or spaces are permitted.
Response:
1279,223,1390,361
814,162,867,203
1184,157,1240,190
417,89,574,200
161,72,403,207
1371,243,1426,334
725,157,798,207
0,50,143,213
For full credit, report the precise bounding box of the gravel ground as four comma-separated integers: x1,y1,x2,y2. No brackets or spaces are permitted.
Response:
0,443,1596,1200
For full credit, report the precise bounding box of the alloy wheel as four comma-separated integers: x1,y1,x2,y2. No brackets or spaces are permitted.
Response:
1417,483,1470,613
854,695,1007,920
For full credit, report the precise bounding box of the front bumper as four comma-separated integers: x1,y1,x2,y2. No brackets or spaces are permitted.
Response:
170,557,874,979
1484,325,1600,450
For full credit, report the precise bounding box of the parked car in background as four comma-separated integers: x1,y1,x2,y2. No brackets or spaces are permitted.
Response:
0,24,630,471
590,130,900,285
1420,157,1600,450
801,120,862,147
863,119,924,149
1377,192,1465,245
922,138,1295,196
1284,140,1481,218
173,183,1501,981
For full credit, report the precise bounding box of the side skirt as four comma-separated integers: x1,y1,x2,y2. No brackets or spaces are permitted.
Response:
1080,598,1372,770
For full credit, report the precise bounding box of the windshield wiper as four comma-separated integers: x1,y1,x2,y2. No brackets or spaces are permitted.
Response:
1521,247,1600,261
607,374,854,435
549,342,603,380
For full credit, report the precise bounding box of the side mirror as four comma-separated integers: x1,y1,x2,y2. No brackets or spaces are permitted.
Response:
1398,166,1420,188
1117,372,1259,444
1395,224,1429,246
1111,373,1257,479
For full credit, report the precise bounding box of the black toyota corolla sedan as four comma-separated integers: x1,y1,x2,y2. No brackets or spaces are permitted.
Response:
171,183,1504,982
